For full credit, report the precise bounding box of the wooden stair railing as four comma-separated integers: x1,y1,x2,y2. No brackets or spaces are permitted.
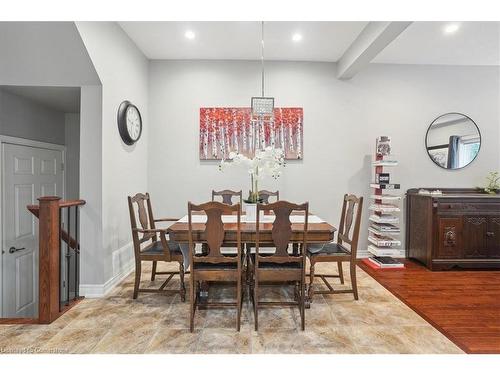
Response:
28,200,83,251
27,197,86,324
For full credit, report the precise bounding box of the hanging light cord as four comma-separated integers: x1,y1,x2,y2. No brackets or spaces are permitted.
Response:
261,21,265,97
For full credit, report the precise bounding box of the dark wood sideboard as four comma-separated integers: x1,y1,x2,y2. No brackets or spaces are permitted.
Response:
406,188,500,270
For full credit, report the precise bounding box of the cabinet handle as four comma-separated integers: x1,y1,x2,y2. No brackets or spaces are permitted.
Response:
486,231,495,237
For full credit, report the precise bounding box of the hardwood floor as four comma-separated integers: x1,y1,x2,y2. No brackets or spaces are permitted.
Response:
359,259,500,354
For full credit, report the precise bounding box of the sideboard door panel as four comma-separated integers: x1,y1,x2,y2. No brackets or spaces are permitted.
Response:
463,216,489,258
437,217,463,259
488,217,500,258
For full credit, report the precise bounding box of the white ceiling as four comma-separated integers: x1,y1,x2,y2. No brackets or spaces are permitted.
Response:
119,21,500,66
0,86,80,113
373,22,500,66
118,21,367,61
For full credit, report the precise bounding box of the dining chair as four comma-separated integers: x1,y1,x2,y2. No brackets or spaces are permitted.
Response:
209,189,242,254
212,189,243,205
244,190,281,282
249,200,309,331
307,194,363,302
248,190,280,203
127,193,186,301
188,201,244,332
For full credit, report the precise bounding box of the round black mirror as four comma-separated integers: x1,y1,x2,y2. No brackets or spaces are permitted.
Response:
425,113,481,170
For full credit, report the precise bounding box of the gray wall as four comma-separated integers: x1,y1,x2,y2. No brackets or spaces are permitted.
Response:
0,89,66,145
148,60,500,252
0,90,81,203
76,22,149,284
0,22,100,86
65,113,80,200
79,85,103,285
0,21,103,287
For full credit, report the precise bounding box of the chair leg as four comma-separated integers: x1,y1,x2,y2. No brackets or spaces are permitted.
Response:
179,262,186,302
133,261,141,299
308,261,315,302
338,261,345,284
151,261,157,281
253,276,258,331
190,272,195,332
350,261,359,300
301,279,306,331
236,275,242,332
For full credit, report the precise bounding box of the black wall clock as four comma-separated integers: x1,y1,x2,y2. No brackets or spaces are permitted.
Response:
117,100,142,145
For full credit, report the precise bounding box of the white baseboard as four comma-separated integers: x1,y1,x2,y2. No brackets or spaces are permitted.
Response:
357,249,370,259
79,242,135,298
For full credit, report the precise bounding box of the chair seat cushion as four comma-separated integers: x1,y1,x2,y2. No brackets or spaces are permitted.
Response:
193,262,238,270
307,242,350,256
142,240,182,255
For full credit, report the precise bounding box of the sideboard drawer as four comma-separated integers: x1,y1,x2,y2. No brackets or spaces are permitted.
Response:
437,202,500,212
437,203,464,211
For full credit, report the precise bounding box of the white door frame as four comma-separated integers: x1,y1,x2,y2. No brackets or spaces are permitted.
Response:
0,135,66,317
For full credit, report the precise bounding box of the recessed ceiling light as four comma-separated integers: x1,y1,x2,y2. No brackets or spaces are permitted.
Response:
443,23,460,34
292,33,303,42
184,30,196,40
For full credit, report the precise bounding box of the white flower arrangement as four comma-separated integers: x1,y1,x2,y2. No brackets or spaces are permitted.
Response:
219,147,285,203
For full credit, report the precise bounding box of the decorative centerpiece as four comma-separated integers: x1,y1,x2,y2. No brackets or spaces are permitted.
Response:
219,147,285,219
478,171,500,194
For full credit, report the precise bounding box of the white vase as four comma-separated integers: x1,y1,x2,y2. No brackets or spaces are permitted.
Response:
245,202,257,221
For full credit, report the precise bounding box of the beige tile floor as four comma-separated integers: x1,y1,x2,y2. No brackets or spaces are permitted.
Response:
0,262,463,354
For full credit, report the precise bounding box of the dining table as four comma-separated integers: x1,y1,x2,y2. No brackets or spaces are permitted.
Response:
167,211,337,305
167,211,337,268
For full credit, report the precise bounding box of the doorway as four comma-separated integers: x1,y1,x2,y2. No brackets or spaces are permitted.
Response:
0,138,65,318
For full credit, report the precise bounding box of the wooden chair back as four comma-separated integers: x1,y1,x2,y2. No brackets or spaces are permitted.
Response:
128,193,156,246
212,189,243,205
337,194,363,258
188,201,242,265
249,190,280,203
255,200,309,264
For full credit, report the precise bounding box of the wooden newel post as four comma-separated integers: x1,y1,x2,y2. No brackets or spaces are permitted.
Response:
38,196,61,324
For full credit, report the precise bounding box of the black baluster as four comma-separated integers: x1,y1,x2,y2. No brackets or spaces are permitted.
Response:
66,207,71,305
75,206,79,299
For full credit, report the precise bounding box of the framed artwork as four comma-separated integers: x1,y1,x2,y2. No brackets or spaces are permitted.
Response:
199,107,303,160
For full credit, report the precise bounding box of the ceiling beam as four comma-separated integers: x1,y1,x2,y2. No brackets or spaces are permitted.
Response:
337,21,412,80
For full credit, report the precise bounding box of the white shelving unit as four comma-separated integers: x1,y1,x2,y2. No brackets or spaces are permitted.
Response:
367,146,403,259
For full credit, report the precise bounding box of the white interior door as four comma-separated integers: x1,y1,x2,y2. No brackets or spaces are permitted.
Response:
2,143,63,318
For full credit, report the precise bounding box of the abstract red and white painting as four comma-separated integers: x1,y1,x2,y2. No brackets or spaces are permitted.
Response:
199,107,303,160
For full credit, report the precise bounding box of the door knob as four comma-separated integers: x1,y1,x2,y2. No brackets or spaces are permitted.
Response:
8,246,26,254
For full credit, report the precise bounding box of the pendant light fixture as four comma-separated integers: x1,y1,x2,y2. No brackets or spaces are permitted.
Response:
251,21,275,117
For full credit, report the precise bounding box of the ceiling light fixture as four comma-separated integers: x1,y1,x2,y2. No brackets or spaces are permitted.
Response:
292,33,303,42
443,23,460,34
251,21,275,119
184,30,196,40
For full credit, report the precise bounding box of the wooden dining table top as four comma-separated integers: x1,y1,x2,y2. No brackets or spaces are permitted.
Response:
167,212,337,244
